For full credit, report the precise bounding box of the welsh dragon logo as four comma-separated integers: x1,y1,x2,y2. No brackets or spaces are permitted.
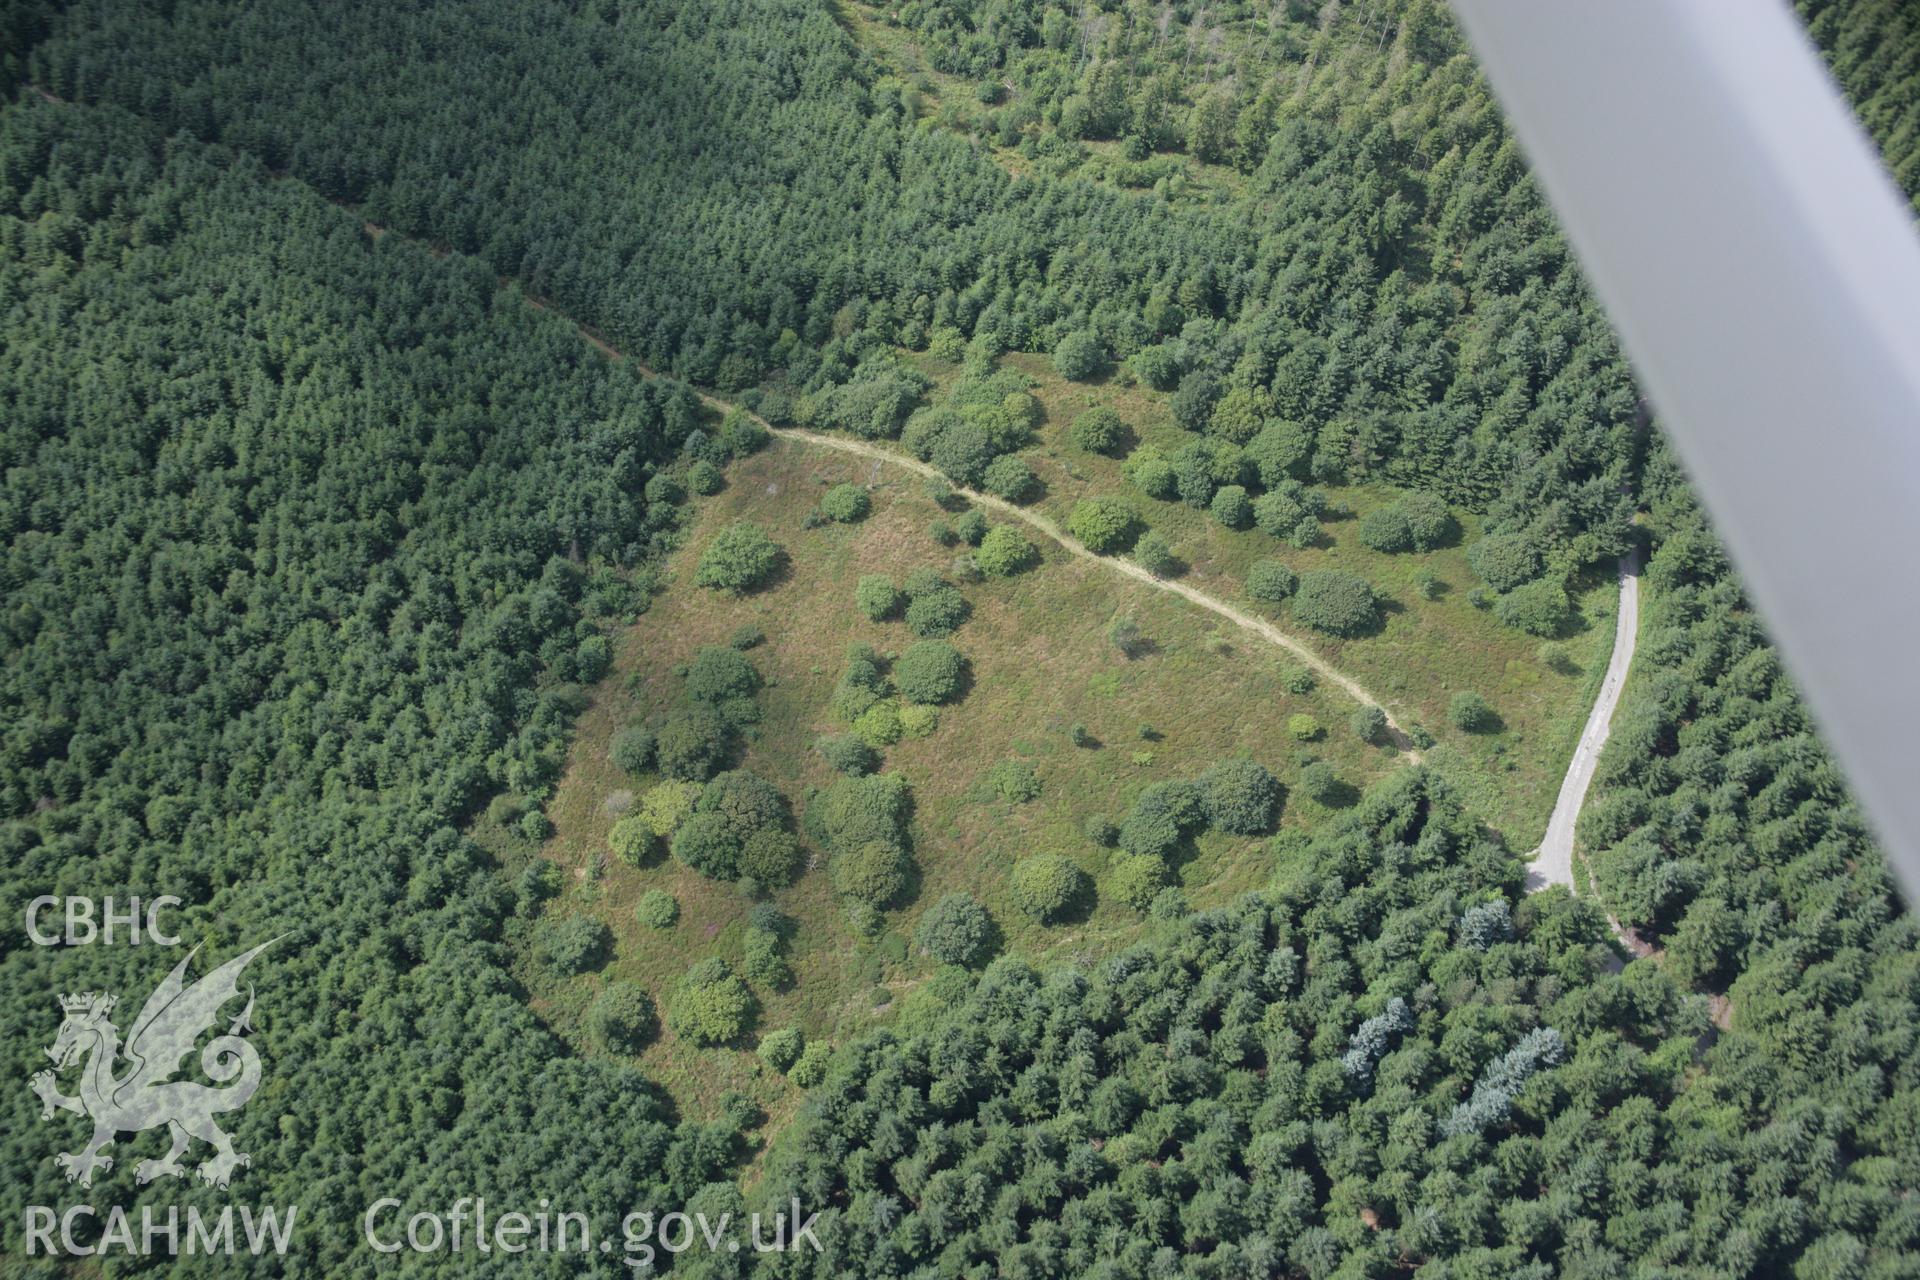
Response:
29,939,278,1190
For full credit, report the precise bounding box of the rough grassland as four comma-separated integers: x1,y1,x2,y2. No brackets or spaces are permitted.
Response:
906,349,1619,847
515,436,1404,1126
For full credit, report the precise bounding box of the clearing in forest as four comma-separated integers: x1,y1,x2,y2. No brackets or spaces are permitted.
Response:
515,438,1408,1120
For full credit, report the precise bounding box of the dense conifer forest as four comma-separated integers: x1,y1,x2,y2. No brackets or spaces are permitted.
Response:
2,0,1917,1274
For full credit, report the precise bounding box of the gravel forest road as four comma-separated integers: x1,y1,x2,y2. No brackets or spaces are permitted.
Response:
1526,548,1641,892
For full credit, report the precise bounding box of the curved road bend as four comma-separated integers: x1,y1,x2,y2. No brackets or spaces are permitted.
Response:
1526,547,1641,892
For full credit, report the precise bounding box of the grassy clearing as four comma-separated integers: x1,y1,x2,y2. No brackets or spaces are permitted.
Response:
902,348,1619,847
512,435,1405,1126
834,1,1249,204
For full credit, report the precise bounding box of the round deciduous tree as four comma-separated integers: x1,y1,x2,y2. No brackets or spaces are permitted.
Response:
931,423,994,488
1132,530,1176,577
1358,505,1414,553
1495,578,1571,637
645,472,685,506
1253,491,1307,538
816,733,878,776
1107,854,1170,911
1107,615,1148,658
1067,497,1142,554
697,769,785,843
894,640,965,704
975,526,1038,576
638,781,701,836
667,959,756,1046
758,1027,804,1073
537,917,610,975
904,586,968,637
820,483,870,522
788,1040,832,1087
1351,705,1388,744
1011,854,1085,922
1070,407,1125,455
831,840,910,909
672,810,741,881
853,701,903,747
685,646,759,705
1246,559,1298,603
1199,759,1281,834
637,889,679,929
1246,422,1311,487
653,718,719,787
608,816,656,868
589,982,657,1053
987,760,1041,803
855,574,902,620
1130,343,1182,391
1210,485,1253,530
1292,569,1381,637
1119,807,1180,859
742,926,792,988
611,727,655,775
1469,531,1543,593
695,522,781,593
1207,386,1272,445
1299,760,1341,805
740,828,804,888
1170,371,1220,432
810,773,912,859
1123,446,1176,500
1053,329,1107,381
1400,492,1457,550
913,893,996,967
981,455,1038,503
1449,691,1498,732
999,392,1041,437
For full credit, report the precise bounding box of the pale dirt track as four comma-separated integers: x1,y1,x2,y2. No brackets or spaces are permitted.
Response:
538,232,1644,931
658,384,1423,758
579,308,1670,887
1526,548,1641,894
772,428,1417,746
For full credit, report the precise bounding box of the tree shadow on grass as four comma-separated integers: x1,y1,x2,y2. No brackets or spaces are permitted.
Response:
1008,476,1050,506
1383,724,1420,754
1311,779,1362,809
1045,869,1100,927
940,655,976,707
888,852,926,915
736,549,794,597
920,910,1010,971
1162,833,1207,878
1543,651,1583,677
1142,555,1191,581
